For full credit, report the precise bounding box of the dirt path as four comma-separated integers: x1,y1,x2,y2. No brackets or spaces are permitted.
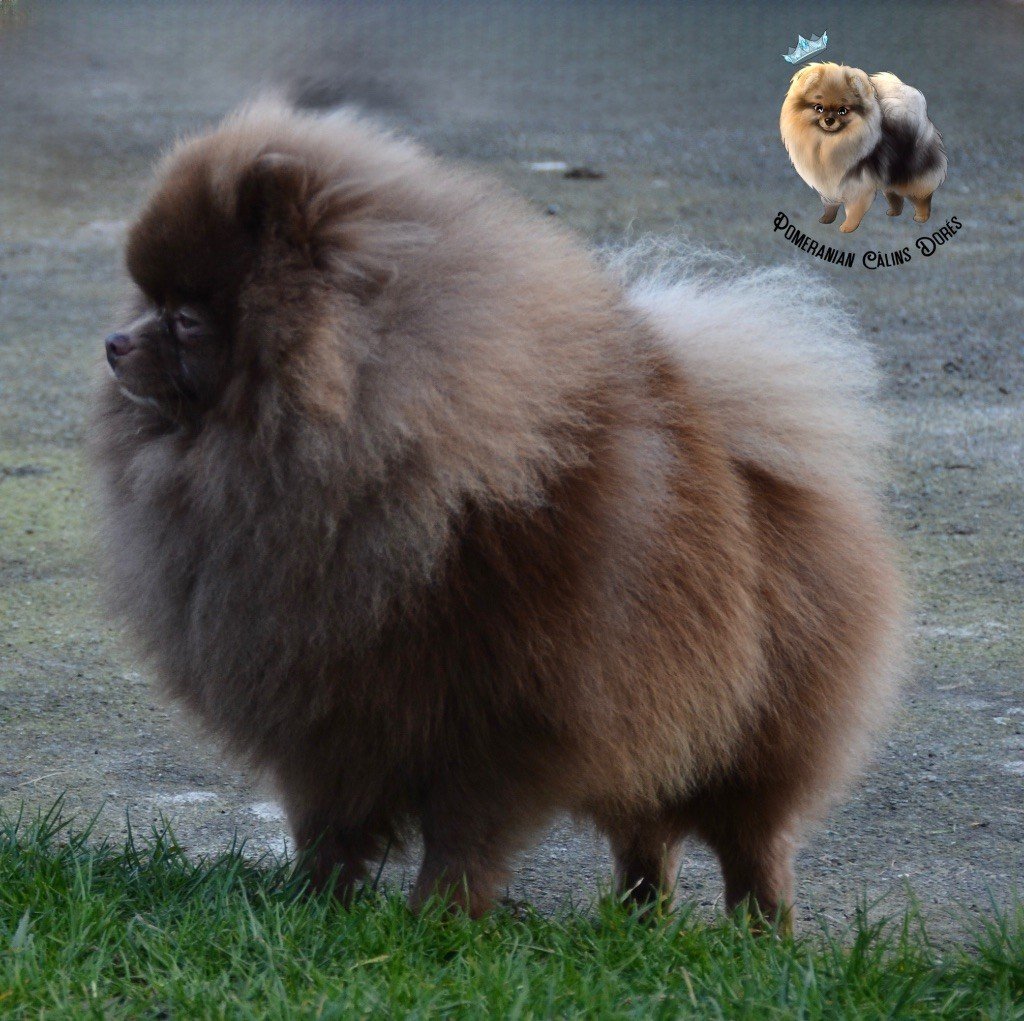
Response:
2,1,1022,935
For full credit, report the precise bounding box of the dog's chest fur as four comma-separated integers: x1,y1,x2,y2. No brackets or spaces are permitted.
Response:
785,128,877,202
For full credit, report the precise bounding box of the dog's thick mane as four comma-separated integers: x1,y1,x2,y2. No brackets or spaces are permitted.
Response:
94,99,644,671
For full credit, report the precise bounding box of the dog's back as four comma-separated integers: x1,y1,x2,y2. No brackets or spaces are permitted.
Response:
859,72,947,194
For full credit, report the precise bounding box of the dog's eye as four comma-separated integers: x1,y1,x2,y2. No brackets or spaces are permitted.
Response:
814,104,824,113
172,309,204,343
838,107,848,116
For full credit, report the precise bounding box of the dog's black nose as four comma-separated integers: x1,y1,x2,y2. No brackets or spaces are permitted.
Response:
105,333,133,368
824,116,835,126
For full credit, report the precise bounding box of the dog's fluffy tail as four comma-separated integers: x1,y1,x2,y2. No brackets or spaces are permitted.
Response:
870,72,930,130
611,242,886,498
870,72,945,167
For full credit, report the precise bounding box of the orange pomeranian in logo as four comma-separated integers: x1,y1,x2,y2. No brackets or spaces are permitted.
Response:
781,62,946,233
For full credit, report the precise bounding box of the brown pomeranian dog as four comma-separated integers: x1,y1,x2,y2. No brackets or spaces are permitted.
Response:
91,99,904,925
781,62,946,232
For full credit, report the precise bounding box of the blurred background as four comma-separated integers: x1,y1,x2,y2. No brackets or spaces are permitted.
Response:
1,0,1022,934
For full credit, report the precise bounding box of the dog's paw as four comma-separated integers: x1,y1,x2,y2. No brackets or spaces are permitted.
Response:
839,223,859,233
886,209,901,217
914,214,929,223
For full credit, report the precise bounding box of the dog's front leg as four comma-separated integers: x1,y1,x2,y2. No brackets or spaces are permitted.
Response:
839,188,876,233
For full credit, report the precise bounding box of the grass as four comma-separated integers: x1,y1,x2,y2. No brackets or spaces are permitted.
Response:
0,806,1022,1019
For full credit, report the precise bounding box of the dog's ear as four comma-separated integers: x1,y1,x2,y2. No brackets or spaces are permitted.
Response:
792,64,822,90
237,151,316,246
236,149,404,297
844,68,872,100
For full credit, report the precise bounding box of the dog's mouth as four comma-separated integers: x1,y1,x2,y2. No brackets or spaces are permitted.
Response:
817,119,845,133
117,385,164,413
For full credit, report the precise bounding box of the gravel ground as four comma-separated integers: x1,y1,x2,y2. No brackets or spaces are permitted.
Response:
1,0,1022,936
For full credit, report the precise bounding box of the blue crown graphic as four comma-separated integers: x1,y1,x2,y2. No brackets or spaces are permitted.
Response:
783,31,828,65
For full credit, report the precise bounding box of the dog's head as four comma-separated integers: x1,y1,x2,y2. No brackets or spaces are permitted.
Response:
103,101,404,427
784,62,876,137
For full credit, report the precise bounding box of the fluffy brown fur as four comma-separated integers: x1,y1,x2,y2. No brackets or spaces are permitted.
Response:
90,99,905,925
781,62,947,232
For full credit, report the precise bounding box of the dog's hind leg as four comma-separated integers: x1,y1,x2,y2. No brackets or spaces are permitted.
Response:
819,200,841,224
884,191,905,217
910,192,933,223
688,791,797,934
